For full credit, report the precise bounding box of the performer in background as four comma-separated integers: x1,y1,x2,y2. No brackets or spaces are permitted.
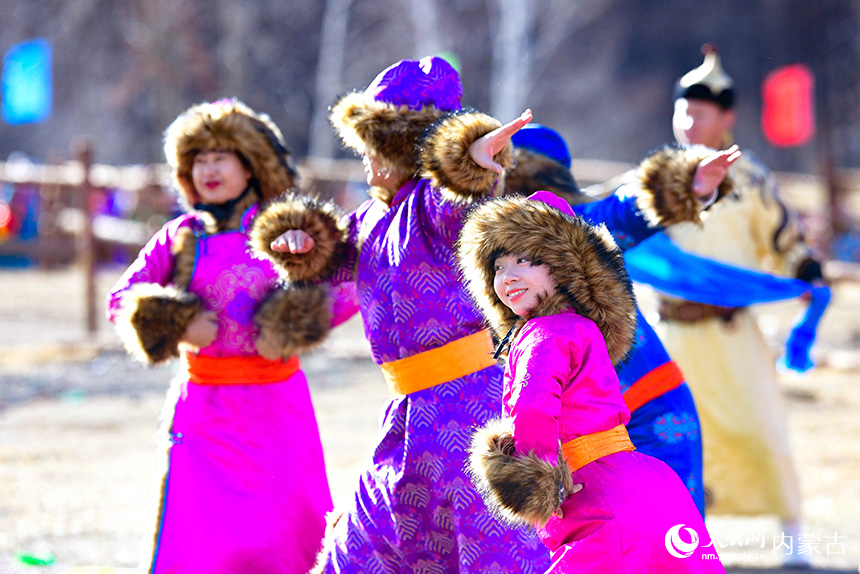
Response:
642,46,827,568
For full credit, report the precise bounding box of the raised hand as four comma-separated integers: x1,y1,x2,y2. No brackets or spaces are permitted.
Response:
271,229,315,253
692,144,742,198
469,109,534,174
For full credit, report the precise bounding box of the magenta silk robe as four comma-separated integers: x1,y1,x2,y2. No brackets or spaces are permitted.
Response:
505,311,726,573
311,178,551,573
108,206,358,574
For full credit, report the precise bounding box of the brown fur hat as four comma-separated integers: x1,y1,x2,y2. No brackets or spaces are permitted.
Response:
468,418,575,527
329,56,464,204
636,143,734,227
457,192,636,365
329,91,448,200
503,148,587,206
163,98,298,209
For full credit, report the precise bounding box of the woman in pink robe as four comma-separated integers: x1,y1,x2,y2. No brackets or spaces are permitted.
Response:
458,191,728,573
107,99,358,573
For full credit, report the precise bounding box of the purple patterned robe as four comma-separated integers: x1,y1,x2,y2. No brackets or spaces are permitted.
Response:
317,178,550,573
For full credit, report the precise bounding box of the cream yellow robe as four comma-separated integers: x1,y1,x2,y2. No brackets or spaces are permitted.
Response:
653,151,813,520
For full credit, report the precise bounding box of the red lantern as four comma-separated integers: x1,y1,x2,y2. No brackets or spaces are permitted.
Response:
762,64,815,147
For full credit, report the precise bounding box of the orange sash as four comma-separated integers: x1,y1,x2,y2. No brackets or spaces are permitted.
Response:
622,360,685,413
561,424,636,473
381,330,497,395
184,352,300,385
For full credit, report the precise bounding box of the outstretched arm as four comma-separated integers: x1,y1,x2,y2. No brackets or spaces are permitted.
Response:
249,193,353,283
420,110,530,203
271,229,315,253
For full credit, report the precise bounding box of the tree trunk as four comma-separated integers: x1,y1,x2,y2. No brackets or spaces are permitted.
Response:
308,0,353,159
489,0,534,121
406,0,442,58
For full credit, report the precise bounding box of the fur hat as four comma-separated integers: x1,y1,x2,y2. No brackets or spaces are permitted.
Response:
510,123,571,169
505,124,586,205
457,191,636,365
329,56,462,190
163,98,298,209
674,44,735,110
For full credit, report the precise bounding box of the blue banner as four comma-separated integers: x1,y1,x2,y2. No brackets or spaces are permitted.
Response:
2,38,52,124
624,232,830,373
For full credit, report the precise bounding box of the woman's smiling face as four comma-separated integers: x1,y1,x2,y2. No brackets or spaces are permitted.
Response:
493,253,556,316
191,149,251,205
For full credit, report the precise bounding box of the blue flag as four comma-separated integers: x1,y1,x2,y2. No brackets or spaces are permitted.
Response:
2,38,52,124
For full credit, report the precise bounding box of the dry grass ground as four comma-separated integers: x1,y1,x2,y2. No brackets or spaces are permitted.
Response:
0,267,858,574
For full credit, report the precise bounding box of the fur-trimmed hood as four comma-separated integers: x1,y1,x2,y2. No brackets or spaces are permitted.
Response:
457,193,637,365
163,98,298,210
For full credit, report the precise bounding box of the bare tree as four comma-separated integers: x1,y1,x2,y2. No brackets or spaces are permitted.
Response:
307,0,353,159
488,0,534,121
216,0,252,95
406,0,443,58
487,0,613,120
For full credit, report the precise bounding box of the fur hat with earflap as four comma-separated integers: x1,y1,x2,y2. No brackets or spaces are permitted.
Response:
329,56,511,205
163,98,298,211
456,191,637,527
329,56,463,204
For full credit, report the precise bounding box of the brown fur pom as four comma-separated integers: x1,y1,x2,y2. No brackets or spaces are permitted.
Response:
248,193,350,282
457,195,637,364
419,111,511,202
113,283,202,364
253,283,332,360
636,143,734,227
163,99,298,209
468,418,575,527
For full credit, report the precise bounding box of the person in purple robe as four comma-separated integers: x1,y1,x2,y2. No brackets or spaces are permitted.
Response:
251,55,552,574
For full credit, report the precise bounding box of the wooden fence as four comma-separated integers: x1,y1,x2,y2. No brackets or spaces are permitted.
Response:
1,144,858,337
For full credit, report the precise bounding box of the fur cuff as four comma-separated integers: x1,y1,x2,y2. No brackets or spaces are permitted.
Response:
113,283,202,364
636,143,734,227
468,418,574,528
249,193,350,282
419,111,510,203
254,283,332,360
